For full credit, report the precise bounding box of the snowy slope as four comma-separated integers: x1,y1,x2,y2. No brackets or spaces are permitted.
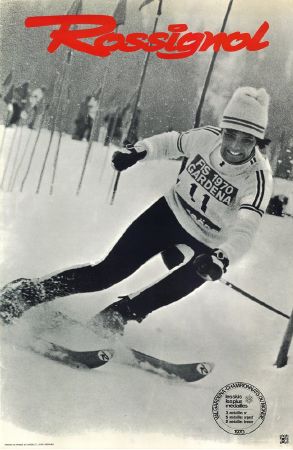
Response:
0,126,292,449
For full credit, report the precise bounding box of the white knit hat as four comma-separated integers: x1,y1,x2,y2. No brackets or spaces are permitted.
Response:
220,87,270,139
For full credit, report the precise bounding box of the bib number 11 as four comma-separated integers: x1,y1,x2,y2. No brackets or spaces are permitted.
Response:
190,183,210,213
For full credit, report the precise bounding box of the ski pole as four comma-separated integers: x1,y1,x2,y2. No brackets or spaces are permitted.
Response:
110,0,164,205
110,170,121,205
107,168,117,203
110,140,135,204
220,279,290,319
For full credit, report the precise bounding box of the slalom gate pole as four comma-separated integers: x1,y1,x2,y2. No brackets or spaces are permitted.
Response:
220,278,290,319
49,84,72,195
10,127,33,191
176,0,234,182
193,0,234,128
110,0,164,205
275,307,293,368
0,125,18,190
76,69,109,195
7,124,24,191
20,104,49,192
35,61,68,194
43,0,82,195
76,15,124,196
49,131,63,195
0,110,11,158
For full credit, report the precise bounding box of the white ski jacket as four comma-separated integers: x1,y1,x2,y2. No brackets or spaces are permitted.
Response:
137,126,273,264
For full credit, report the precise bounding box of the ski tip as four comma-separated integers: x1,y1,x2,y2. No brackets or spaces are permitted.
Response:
180,362,214,382
95,349,115,362
196,362,214,375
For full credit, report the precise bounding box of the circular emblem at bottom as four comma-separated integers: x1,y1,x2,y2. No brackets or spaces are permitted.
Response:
212,382,267,435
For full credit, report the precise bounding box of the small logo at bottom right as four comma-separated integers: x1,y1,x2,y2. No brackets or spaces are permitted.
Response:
280,434,289,444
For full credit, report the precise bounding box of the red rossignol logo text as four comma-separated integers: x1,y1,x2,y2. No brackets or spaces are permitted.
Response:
24,15,270,60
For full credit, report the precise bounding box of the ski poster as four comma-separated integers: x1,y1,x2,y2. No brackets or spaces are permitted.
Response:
0,0,293,448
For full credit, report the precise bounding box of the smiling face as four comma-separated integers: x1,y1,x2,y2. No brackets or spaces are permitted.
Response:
221,129,257,165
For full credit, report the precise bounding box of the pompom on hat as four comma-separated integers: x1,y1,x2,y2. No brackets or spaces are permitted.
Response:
220,87,270,139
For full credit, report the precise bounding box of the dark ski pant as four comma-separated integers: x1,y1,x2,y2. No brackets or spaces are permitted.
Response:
45,197,210,320
9,103,22,125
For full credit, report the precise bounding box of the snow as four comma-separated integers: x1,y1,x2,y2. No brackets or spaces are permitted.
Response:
0,125,292,449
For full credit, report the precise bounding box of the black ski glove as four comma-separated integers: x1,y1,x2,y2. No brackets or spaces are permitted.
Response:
194,249,229,281
112,141,147,172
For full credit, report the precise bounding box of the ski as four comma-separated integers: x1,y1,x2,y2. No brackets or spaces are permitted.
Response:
31,338,213,382
29,339,114,369
128,348,213,382
3,311,213,381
